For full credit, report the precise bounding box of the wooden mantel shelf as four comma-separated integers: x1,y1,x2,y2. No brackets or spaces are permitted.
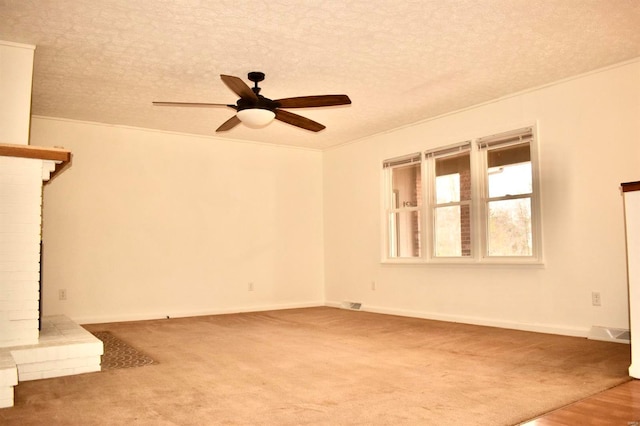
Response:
0,142,71,181
622,181,640,193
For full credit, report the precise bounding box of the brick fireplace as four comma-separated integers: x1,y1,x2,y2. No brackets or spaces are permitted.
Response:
0,147,69,347
0,40,102,409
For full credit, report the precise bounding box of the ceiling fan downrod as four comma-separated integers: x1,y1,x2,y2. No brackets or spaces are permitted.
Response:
247,71,265,95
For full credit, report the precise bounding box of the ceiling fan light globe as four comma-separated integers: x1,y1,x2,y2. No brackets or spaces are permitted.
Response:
237,108,276,128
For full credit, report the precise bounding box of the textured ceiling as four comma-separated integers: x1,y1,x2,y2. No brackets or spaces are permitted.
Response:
1,1,639,149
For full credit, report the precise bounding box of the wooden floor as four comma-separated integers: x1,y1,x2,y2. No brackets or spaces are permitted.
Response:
522,379,640,425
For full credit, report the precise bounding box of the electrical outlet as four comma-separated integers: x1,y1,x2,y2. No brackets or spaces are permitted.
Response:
59,289,67,300
371,281,376,291
592,291,601,306
248,282,254,291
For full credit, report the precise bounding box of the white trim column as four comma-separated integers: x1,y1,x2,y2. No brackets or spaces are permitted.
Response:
623,181,640,378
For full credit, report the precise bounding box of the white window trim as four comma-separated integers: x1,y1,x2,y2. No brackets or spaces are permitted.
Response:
426,142,473,260
381,124,544,266
382,153,422,259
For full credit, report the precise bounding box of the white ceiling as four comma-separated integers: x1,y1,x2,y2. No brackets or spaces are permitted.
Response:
1,1,639,150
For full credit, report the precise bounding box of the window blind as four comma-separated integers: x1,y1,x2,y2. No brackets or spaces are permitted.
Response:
383,153,421,168
425,141,471,158
477,127,533,149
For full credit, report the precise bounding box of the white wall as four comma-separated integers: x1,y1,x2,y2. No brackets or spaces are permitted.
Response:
0,41,35,145
26,59,640,335
323,60,640,336
30,118,325,323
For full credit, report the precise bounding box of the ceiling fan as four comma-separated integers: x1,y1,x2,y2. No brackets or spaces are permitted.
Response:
153,72,351,132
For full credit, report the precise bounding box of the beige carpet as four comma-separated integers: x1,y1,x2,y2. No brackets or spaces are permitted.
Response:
0,307,631,425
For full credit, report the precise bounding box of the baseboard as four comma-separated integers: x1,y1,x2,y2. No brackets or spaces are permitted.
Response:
325,301,589,338
73,301,325,324
75,301,592,338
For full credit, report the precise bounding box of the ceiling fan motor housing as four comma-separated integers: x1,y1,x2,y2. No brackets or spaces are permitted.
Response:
236,96,279,112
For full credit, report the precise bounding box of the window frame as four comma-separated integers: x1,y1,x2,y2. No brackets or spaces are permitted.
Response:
382,153,423,259
381,125,543,265
426,142,474,260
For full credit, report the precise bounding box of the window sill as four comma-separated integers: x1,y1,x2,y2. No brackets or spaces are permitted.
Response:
381,257,545,267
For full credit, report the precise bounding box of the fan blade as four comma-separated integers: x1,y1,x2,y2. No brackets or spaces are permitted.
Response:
220,75,258,102
275,109,326,132
153,101,234,108
274,95,351,109
216,115,241,132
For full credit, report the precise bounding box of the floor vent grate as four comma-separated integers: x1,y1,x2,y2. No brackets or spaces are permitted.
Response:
588,326,631,344
341,301,362,310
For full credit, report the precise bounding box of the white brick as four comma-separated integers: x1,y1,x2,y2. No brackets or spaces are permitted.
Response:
0,386,14,400
8,349,35,364
17,357,85,374
8,309,39,320
73,364,101,375
0,281,40,297
42,160,58,181
0,368,18,386
0,280,39,295
0,184,42,202
0,157,43,171
81,355,102,367
0,194,41,209
0,328,38,348
0,242,41,257
11,346,56,364
0,223,42,237
0,270,39,281
0,180,42,193
0,316,103,392
0,353,18,386
0,232,40,246
1,313,40,326
0,338,38,348
0,201,41,215
26,354,100,373
0,388,14,408
57,343,95,359
0,253,40,268
17,370,42,381
2,310,40,322
0,261,40,272
0,172,41,185
0,299,39,310
0,212,41,225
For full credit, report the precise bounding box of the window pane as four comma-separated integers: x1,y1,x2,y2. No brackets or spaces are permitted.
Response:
434,204,471,257
487,198,532,256
435,174,459,204
435,153,470,203
488,162,532,198
391,163,421,208
388,210,421,258
487,143,532,198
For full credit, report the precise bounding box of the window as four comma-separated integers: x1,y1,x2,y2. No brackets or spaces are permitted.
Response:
383,126,541,263
427,143,472,258
383,153,421,258
479,128,535,258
